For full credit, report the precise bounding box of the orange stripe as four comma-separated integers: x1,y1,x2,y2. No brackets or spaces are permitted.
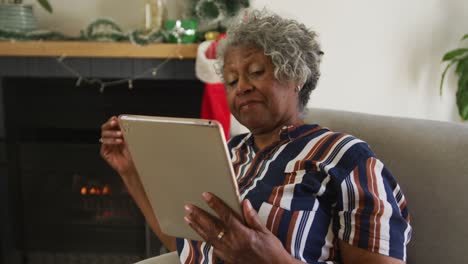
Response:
317,133,346,161
366,158,376,251
303,132,334,159
240,126,322,192
289,152,302,177
267,170,294,209
266,205,277,230
366,158,384,252
399,199,407,212
184,241,194,264
286,211,299,253
371,158,383,253
268,186,279,205
240,143,287,189
288,171,296,184
272,208,284,235
273,185,285,207
233,146,248,177
352,167,364,246
197,241,203,263
299,132,335,170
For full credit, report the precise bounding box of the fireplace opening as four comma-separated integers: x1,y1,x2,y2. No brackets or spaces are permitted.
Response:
2,77,204,263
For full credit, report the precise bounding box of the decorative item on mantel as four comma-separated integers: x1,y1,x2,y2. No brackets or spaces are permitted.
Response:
143,0,166,33
164,19,198,44
190,0,250,33
0,0,52,29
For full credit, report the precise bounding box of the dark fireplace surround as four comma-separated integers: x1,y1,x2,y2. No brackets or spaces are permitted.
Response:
0,58,204,264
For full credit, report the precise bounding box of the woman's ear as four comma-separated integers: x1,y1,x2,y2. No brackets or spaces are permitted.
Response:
294,82,304,93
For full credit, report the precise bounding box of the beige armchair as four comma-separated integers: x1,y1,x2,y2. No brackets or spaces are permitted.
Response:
135,108,468,264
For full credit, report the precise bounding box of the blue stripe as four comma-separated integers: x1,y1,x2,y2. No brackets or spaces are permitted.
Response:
237,146,254,180
294,210,312,258
319,135,354,172
343,176,355,241
202,244,210,264
395,190,402,202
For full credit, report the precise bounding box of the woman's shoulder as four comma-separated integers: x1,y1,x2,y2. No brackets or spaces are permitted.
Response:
301,123,376,163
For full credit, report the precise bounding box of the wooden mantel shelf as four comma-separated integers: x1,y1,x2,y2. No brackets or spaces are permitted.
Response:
0,41,198,59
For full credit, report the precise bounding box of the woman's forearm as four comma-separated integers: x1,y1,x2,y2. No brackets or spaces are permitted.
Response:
121,171,177,252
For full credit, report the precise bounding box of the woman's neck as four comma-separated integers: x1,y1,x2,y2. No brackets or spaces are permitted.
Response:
252,118,304,151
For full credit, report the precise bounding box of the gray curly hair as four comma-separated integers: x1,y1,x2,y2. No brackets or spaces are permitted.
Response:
217,9,323,112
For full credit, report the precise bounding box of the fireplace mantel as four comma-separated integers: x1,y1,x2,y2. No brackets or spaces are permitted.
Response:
0,41,198,59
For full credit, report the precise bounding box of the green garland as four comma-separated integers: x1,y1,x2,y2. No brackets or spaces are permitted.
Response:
0,0,250,44
0,29,70,41
0,18,165,45
190,0,250,32
80,18,165,45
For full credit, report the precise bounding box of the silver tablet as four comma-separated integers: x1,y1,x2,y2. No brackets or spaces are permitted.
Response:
118,114,242,241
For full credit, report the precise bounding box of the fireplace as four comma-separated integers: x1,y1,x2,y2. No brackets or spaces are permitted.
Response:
2,77,203,263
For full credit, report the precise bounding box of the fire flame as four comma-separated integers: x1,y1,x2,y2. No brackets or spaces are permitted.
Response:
80,185,110,196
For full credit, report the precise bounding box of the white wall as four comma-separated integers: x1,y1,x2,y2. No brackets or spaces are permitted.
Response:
252,0,468,123
29,0,468,122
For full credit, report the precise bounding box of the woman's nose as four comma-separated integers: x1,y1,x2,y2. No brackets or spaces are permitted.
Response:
236,76,253,95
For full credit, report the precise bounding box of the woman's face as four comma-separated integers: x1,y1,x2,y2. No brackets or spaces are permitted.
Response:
223,45,300,135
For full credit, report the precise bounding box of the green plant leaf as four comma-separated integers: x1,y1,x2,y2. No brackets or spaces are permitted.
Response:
456,84,468,120
462,34,468,41
440,59,458,95
456,68,468,120
442,48,468,62
455,57,468,75
37,0,53,13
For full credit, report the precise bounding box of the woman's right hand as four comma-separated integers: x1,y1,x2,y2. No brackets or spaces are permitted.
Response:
100,116,177,251
100,116,137,178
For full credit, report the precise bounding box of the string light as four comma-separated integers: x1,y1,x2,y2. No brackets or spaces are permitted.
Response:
55,54,174,93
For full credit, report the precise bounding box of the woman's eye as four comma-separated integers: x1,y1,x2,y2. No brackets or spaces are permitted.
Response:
250,70,264,76
227,79,238,87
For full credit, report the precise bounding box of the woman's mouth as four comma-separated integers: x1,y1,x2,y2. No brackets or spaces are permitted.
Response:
239,100,261,111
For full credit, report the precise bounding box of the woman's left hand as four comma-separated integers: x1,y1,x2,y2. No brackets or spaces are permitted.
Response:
184,192,296,264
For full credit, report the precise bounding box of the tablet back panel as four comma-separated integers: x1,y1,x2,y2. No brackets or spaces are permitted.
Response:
119,115,242,241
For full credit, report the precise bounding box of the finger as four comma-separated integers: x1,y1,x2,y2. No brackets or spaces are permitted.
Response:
101,116,119,130
242,199,267,232
184,204,223,243
184,214,210,242
100,137,123,145
202,192,242,226
101,130,123,138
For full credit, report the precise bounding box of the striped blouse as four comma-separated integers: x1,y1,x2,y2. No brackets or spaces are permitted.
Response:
176,124,411,263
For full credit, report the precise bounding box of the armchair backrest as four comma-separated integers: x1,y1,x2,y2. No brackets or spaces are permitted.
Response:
305,108,468,263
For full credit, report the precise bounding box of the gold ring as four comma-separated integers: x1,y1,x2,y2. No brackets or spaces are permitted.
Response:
99,138,103,143
217,230,225,240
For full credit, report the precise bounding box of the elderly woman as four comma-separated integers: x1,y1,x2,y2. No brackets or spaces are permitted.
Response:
100,10,411,264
